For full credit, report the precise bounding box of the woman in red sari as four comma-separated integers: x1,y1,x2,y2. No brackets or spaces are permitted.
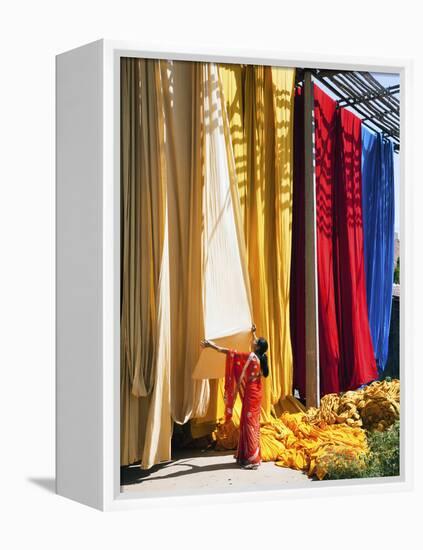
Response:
201,325,269,469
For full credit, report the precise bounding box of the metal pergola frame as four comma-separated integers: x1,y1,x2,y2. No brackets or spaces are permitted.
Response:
297,68,400,152
300,68,401,407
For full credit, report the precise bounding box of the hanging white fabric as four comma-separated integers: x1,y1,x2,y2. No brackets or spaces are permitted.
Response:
193,63,253,380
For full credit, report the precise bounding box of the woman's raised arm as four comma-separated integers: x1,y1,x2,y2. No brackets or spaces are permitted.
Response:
200,339,229,354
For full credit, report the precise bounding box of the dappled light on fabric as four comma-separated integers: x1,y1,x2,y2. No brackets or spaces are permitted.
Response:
160,60,210,424
219,64,296,413
314,85,342,396
310,84,377,396
193,63,253,377
335,107,377,390
121,59,213,467
120,64,386,474
121,60,259,465
190,63,255,435
120,58,172,468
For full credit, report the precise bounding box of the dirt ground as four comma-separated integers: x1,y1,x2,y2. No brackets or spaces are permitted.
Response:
121,448,313,496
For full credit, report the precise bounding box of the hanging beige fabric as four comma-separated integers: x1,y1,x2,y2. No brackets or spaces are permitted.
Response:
193,63,253,381
121,58,166,399
120,58,172,467
159,60,210,423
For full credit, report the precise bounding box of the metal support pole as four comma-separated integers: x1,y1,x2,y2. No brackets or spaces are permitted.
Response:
303,71,320,408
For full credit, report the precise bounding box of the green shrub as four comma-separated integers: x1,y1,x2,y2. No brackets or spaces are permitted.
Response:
365,421,400,477
323,421,400,480
394,258,400,284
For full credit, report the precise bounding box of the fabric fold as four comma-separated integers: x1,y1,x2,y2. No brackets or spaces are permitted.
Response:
160,60,210,424
361,127,395,372
120,58,172,467
313,84,377,395
334,106,378,390
313,84,342,396
219,64,296,412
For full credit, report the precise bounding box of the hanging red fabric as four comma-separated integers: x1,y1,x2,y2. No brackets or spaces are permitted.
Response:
292,83,377,398
334,106,377,390
314,85,342,395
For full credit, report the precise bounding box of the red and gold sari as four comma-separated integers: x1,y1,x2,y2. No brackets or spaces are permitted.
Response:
224,350,263,467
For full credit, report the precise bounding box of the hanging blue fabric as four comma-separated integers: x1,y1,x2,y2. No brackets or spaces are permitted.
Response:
361,127,395,373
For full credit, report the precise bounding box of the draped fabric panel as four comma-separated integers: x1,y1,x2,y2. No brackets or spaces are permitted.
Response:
159,60,210,424
191,64,251,436
291,86,306,398
121,58,166,400
361,127,395,372
270,67,296,403
191,63,254,435
122,59,255,461
201,64,252,344
120,58,172,467
216,65,248,210
334,107,378,390
219,64,295,412
313,85,342,395
121,58,298,466
313,84,377,395
191,62,254,381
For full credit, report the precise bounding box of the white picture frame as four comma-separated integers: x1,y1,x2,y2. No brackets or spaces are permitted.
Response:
56,39,412,511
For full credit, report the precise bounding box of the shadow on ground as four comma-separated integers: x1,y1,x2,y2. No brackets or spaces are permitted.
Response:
121,449,236,486
27,477,56,493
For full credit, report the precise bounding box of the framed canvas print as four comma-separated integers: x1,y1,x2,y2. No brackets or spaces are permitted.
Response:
56,40,411,511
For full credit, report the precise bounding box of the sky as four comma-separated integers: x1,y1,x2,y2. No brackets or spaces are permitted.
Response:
314,72,400,237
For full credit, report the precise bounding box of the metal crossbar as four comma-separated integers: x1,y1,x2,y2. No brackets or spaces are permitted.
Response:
307,69,400,152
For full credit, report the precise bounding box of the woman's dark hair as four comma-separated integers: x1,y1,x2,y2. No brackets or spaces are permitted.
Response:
255,337,269,377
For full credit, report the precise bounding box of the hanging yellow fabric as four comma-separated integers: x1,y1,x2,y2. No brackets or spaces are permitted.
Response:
193,64,296,436
120,58,172,468
218,64,295,409
269,66,295,404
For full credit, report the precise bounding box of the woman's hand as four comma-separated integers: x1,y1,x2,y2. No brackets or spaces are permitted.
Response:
201,339,229,354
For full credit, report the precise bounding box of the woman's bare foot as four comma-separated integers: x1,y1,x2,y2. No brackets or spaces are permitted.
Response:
239,461,259,470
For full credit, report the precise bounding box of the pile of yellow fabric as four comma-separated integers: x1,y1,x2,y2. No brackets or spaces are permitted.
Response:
273,413,368,480
213,411,368,480
213,380,399,479
306,379,400,431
